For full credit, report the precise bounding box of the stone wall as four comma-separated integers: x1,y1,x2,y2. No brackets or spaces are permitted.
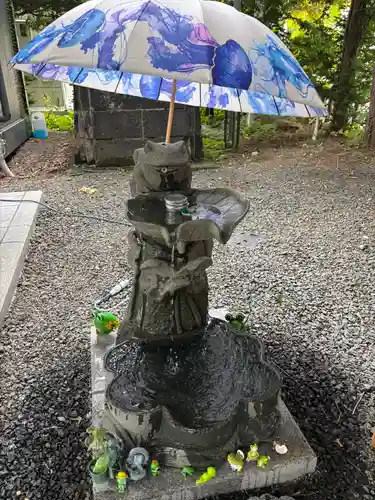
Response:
74,88,203,166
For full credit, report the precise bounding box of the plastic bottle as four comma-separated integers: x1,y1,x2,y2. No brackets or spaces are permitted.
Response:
31,113,48,139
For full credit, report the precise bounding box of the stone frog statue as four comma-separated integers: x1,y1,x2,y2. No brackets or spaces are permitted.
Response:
131,140,192,196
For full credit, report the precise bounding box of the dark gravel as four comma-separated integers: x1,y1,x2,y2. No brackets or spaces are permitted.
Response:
0,138,374,500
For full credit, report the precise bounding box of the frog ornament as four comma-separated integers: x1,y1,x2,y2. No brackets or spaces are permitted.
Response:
257,455,271,468
225,312,248,331
227,450,245,472
196,467,216,485
246,443,260,463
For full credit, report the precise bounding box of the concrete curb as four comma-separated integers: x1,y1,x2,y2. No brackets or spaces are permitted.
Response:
0,190,43,326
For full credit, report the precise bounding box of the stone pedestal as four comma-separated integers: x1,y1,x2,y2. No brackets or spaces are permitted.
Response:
91,329,317,500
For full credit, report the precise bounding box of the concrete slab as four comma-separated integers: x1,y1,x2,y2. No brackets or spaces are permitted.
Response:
0,191,43,326
91,331,317,500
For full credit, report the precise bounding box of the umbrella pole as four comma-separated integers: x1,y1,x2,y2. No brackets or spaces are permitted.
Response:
165,78,177,144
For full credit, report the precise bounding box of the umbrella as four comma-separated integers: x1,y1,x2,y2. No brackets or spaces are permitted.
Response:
10,0,327,143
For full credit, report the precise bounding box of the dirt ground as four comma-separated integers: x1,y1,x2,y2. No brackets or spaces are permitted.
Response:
1,132,373,187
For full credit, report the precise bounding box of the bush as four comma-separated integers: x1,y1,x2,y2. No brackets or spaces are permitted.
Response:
44,110,74,132
202,137,228,162
200,108,225,128
243,121,279,141
42,94,74,132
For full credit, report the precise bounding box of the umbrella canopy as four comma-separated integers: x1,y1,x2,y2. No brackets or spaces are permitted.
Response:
14,64,327,118
10,0,327,127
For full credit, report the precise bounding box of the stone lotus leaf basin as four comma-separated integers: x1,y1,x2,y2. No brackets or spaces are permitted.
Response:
127,188,249,246
103,320,282,468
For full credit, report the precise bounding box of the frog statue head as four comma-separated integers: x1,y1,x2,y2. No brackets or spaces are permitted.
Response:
131,140,192,196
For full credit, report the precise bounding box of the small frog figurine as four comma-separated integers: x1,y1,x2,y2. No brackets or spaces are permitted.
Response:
150,459,160,477
246,443,260,462
116,471,128,492
225,312,248,331
227,450,245,472
181,466,195,479
257,455,271,468
93,311,120,335
196,467,216,485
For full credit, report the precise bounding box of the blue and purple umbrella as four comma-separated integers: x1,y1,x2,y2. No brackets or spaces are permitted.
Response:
10,0,327,141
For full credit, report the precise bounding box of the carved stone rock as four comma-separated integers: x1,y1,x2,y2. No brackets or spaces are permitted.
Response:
104,140,282,468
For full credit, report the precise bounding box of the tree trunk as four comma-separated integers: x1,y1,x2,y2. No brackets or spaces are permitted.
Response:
331,0,369,131
366,65,375,147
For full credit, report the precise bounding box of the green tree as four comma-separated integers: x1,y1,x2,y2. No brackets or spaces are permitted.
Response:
13,0,81,19
330,0,373,130
365,65,375,146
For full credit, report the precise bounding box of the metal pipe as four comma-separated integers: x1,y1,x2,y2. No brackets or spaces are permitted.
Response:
0,64,11,122
0,139,14,176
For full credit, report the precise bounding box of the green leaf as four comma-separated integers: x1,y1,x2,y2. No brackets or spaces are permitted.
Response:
92,454,109,475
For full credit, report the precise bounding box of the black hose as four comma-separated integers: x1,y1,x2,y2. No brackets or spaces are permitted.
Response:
0,63,11,122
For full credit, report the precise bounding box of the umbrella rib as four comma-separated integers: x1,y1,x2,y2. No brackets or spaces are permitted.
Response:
35,63,47,77
236,89,242,113
157,77,163,100
72,68,84,85
272,96,280,116
114,72,123,93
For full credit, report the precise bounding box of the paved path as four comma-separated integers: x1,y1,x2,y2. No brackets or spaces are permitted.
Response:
0,191,42,325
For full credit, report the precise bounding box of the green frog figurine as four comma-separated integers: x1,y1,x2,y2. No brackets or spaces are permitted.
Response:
150,459,160,477
246,443,260,462
257,455,271,468
227,450,245,472
196,467,216,485
93,311,120,335
181,466,195,479
225,312,248,331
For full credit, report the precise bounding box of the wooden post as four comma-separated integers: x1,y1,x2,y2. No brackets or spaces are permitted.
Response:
165,79,177,144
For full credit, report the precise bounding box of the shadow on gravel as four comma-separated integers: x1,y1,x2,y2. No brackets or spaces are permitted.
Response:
0,346,372,500
219,343,372,500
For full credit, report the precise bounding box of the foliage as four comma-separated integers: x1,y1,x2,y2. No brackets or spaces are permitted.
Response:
42,95,74,131
243,120,279,142
85,427,109,460
342,123,364,143
91,454,110,475
44,110,74,131
13,0,82,23
200,108,225,128
202,137,228,162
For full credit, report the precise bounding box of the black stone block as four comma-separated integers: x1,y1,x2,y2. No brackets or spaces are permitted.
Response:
143,109,190,138
94,138,144,166
93,110,142,139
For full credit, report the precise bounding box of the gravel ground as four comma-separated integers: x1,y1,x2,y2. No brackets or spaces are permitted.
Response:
0,137,374,500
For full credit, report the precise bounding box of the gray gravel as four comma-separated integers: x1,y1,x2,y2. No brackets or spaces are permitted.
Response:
247,496,294,500
0,140,375,500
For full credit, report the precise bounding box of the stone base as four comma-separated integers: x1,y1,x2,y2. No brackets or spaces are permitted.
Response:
91,330,317,500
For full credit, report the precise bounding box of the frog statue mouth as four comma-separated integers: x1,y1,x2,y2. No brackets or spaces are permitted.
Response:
101,140,282,469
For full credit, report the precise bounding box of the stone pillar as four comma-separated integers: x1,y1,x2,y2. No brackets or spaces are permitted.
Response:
74,88,203,166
